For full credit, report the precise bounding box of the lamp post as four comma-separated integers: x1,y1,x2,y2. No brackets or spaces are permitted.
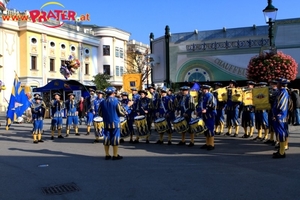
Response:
149,32,154,86
164,25,171,88
263,0,278,48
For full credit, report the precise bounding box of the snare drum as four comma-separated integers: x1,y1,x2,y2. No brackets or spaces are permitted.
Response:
120,117,130,138
172,117,189,134
93,116,104,138
134,115,149,137
154,118,169,134
189,118,207,136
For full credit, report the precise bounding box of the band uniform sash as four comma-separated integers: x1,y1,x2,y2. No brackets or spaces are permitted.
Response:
252,87,271,110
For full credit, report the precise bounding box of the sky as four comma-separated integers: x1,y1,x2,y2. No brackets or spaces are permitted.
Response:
4,0,300,44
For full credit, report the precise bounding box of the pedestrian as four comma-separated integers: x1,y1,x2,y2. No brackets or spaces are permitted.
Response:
290,89,300,125
77,96,85,125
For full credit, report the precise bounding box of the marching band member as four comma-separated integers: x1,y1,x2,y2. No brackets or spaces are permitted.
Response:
134,90,154,143
197,85,217,150
93,90,105,143
65,93,79,137
129,87,140,143
225,80,241,137
84,88,96,135
148,85,159,133
241,81,256,138
155,86,174,145
31,95,46,143
213,82,226,135
119,92,134,143
50,92,64,140
272,78,289,158
264,80,279,145
167,88,176,132
167,88,176,101
253,82,269,141
98,87,126,160
175,86,195,146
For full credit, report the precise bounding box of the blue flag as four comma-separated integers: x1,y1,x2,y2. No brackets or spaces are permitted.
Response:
6,74,31,130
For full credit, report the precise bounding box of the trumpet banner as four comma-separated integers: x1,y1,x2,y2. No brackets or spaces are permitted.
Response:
190,91,198,105
252,87,271,110
242,90,253,106
122,73,142,94
215,87,227,102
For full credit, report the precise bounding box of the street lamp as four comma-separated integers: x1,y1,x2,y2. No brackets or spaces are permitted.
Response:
165,25,171,88
149,32,154,86
263,0,278,48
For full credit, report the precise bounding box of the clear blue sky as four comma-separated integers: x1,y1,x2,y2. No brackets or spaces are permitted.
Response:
5,0,300,44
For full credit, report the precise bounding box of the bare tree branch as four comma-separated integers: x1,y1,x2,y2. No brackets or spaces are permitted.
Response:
124,48,151,84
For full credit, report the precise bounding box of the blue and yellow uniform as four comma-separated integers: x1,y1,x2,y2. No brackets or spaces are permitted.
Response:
98,87,126,160
272,78,289,158
65,93,79,136
175,86,195,146
213,82,226,135
93,90,105,142
31,96,46,143
148,86,159,132
50,92,64,139
129,88,140,142
254,82,269,140
135,90,153,143
155,87,174,145
198,85,217,150
120,92,133,142
84,88,97,135
225,80,242,137
265,80,279,144
241,81,256,138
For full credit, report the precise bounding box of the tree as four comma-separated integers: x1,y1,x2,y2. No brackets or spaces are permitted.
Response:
247,51,298,82
92,73,112,90
125,48,151,86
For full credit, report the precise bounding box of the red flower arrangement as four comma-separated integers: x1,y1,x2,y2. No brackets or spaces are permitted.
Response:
247,51,298,82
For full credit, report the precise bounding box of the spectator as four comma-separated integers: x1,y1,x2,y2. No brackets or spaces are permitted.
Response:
291,89,300,125
77,96,86,125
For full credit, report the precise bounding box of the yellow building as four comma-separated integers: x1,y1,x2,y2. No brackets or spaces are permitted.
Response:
0,7,134,111
0,20,98,111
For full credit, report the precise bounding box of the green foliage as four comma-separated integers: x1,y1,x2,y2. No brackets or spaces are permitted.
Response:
92,73,111,90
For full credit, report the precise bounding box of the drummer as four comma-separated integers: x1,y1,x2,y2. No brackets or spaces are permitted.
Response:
197,85,217,150
148,85,159,133
120,92,134,143
225,80,241,137
241,81,256,138
129,87,140,143
93,90,105,143
155,86,174,145
84,88,97,135
175,86,195,146
253,82,269,141
213,82,226,135
134,90,153,143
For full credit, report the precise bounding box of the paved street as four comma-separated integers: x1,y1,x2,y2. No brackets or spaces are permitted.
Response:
0,114,300,200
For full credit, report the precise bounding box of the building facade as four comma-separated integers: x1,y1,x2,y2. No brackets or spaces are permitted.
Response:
151,18,300,87
0,8,131,111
